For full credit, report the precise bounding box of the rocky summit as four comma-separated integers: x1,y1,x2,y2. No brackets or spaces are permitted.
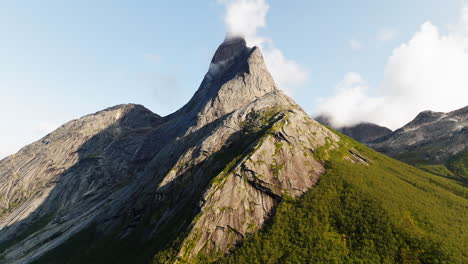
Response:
0,38,338,263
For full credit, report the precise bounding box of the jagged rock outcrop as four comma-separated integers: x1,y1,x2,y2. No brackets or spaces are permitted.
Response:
369,106,468,162
0,37,339,264
315,115,392,144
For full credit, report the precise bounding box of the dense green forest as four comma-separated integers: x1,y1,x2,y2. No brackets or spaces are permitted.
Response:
447,149,468,179
192,135,468,263
395,149,468,182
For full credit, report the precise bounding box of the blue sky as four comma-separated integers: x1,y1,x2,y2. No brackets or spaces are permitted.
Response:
0,0,465,158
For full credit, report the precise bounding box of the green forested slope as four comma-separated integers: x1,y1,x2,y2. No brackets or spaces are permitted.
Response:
447,149,468,180
212,135,468,264
395,149,468,182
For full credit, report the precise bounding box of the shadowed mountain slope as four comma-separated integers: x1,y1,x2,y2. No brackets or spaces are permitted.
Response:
315,115,392,144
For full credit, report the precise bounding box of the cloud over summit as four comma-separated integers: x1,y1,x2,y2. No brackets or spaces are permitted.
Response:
220,0,268,40
217,0,308,94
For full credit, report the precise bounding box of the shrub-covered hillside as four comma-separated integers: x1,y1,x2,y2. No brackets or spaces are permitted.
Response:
395,149,468,182
208,135,468,263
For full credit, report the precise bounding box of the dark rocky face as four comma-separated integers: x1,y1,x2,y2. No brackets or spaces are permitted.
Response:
211,37,248,64
314,115,392,144
339,123,392,143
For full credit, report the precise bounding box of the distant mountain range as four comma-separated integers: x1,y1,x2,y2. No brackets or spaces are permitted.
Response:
0,38,466,264
317,106,468,181
315,116,392,144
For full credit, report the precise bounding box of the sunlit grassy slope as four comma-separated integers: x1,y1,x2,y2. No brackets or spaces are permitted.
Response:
211,134,468,264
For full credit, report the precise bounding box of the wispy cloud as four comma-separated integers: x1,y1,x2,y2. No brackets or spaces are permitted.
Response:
217,0,308,95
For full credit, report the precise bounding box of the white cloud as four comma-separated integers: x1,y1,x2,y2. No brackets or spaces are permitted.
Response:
217,0,308,94
316,6,468,130
221,0,269,40
261,42,308,90
349,39,362,50
315,73,383,128
377,28,399,42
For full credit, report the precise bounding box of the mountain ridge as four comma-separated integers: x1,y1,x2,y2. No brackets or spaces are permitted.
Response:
0,38,339,263
370,105,468,163
317,106,468,181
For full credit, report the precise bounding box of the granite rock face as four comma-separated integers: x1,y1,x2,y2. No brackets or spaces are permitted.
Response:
0,104,164,263
0,38,339,264
369,106,468,162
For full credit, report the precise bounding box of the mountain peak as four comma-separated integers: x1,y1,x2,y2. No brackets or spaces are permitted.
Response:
403,110,445,129
211,36,248,63
206,37,251,81
168,38,277,130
